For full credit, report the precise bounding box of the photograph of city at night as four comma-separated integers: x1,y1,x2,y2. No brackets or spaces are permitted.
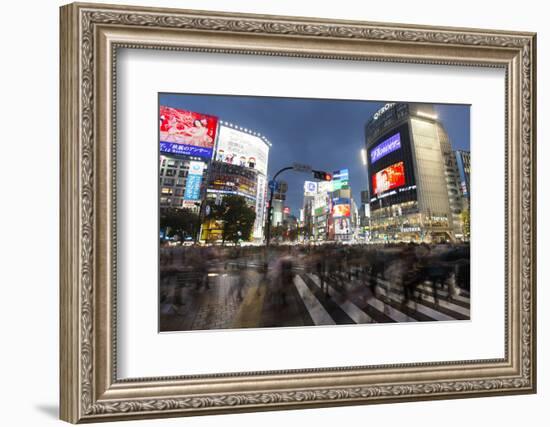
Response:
158,94,471,332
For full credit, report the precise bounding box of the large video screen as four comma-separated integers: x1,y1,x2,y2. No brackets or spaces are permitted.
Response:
372,161,406,195
332,201,351,218
370,133,401,164
215,125,270,175
159,106,218,158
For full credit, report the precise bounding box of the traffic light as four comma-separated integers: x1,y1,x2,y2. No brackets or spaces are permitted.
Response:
312,170,333,181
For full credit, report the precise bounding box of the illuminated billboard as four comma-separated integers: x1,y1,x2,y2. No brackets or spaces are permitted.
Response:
253,174,267,239
333,169,349,180
304,181,318,196
159,106,218,158
372,161,406,195
332,168,349,190
318,181,333,193
334,217,351,235
314,206,327,216
332,198,351,218
183,161,205,201
370,133,401,163
215,125,269,175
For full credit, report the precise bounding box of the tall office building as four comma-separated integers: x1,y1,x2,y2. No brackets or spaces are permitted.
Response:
364,102,468,242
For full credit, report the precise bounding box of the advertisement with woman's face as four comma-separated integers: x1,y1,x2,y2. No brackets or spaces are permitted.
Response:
159,105,218,158
372,161,406,195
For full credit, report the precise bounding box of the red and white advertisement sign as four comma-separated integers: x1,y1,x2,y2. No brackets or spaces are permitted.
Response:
159,106,218,158
372,161,406,195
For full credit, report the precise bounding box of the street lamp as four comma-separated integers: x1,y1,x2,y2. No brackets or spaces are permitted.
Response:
361,148,367,166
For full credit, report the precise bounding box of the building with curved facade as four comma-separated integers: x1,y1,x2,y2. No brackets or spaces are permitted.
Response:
202,121,271,242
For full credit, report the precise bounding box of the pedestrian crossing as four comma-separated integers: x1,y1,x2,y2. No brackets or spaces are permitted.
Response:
293,275,336,325
160,268,471,331
293,273,470,326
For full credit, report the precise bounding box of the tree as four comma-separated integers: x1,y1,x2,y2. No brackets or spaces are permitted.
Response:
160,208,200,241
206,195,256,244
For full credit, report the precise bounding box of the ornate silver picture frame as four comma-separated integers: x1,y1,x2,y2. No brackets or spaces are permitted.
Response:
60,2,536,423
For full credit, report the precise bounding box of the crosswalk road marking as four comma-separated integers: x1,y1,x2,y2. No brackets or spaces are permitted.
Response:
307,273,418,323
296,273,469,325
416,284,470,305
375,276,469,319
373,286,456,321
293,275,336,325
306,274,374,324
413,293,471,317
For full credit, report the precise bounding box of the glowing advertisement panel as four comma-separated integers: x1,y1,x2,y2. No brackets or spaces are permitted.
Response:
372,161,406,195
318,181,333,193
253,174,267,239
216,125,269,175
304,181,318,196
332,169,349,191
334,217,351,235
183,161,205,200
159,106,218,158
332,180,349,191
333,169,349,181
332,200,351,218
370,133,401,163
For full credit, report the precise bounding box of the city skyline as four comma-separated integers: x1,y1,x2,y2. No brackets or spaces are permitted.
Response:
159,96,472,332
159,93,470,216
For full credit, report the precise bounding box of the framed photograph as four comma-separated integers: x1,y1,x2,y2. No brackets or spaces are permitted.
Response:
60,2,537,423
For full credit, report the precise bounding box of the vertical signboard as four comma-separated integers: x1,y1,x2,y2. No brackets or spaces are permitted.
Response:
332,168,349,190
183,161,205,201
253,174,267,239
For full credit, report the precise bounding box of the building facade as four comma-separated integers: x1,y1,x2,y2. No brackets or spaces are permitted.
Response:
455,149,471,203
159,156,209,213
196,121,271,242
365,102,469,243
159,107,271,243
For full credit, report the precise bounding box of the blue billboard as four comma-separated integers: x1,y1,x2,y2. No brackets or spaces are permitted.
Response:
370,133,401,163
183,161,205,201
333,169,349,181
160,142,213,158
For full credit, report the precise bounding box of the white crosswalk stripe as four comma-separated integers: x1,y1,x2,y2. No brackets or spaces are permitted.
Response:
293,275,336,326
365,285,456,322
364,294,417,323
306,274,374,324
298,273,469,324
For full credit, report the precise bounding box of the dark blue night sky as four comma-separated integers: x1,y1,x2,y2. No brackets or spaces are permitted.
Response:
159,93,470,215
